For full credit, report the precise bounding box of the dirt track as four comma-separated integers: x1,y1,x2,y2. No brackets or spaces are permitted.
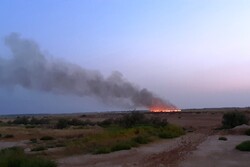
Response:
58,131,209,167
180,135,250,167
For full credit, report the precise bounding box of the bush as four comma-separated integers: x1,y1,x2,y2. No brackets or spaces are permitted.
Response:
222,112,248,129
4,134,14,138
56,119,69,129
30,138,38,143
111,141,134,152
68,118,84,126
132,135,151,144
146,117,168,127
236,140,250,151
93,147,111,154
98,118,114,127
218,136,227,141
11,116,50,125
118,112,145,128
245,129,250,136
12,116,29,125
158,125,185,139
30,117,50,125
25,125,36,128
0,147,56,167
40,136,54,141
31,146,47,152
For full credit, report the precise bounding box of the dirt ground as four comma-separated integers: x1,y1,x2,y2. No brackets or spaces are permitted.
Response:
1,111,250,167
58,111,223,167
179,135,250,167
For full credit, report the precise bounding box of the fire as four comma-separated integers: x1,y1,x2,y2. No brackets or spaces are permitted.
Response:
150,107,181,112
149,98,181,112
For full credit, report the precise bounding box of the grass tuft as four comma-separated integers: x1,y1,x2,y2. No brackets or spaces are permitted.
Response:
245,129,250,136
31,146,47,152
218,136,227,141
236,140,250,151
40,136,54,141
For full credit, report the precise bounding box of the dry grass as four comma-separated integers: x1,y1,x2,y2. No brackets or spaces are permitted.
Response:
0,126,102,141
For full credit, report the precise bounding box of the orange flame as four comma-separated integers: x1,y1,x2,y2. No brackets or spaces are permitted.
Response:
150,107,181,112
149,98,181,112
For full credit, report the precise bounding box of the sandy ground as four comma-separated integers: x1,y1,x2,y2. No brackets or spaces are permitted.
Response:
179,135,250,167
0,141,26,150
1,111,249,167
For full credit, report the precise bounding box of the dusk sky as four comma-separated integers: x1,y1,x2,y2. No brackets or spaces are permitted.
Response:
1,0,250,114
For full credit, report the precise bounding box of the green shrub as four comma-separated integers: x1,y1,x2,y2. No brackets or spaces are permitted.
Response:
30,138,38,143
111,142,133,152
56,119,69,129
245,129,250,136
4,134,14,138
29,117,50,125
55,143,65,147
146,117,168,127
158,125,185,139
115,112,168,128
132,135,151,144
118,112,145,128
236,140,250,151
40,136,54,141
25,125,36,128
31,146,47,152
218,136,227,141
222,112,248,129
159,132,173,139
66,118,184,155
68,118,84,126
0,147,56,167
12,116,29,125
98,118,114,127
93,147,111,154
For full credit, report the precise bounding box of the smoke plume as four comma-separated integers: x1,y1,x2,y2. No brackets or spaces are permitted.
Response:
0,33,176,110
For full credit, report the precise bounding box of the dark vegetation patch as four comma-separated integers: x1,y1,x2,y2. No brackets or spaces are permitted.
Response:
56,118,95,129
2,112,184,156
10,116,50,125
66,112,185,154
236,140,250,151
30,138,38,143
245,129,250,136
3,134,14,138
31,146,47,152
218,136,227,141
222,112,248,129
0,147,57,167
40,136,54,141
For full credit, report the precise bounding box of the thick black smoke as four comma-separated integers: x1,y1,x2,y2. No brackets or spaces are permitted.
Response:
0,33,176,110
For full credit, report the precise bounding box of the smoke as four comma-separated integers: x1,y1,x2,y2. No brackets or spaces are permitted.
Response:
0,33,176,110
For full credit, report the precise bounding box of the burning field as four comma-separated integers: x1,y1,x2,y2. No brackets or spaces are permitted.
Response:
149,99,181,112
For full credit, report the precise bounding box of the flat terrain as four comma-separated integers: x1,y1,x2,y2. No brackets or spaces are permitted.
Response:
0,109,250,167
180,135,250,167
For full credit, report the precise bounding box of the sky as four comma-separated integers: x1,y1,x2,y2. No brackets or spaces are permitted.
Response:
1,0,250,114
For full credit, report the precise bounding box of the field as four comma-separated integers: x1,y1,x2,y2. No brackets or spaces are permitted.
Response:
0,108,250,167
